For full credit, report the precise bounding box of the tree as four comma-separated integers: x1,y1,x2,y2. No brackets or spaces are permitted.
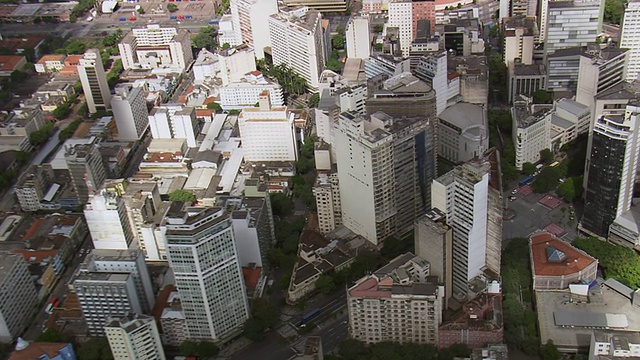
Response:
65,39,86,54
136,6,144,13
180,341,198,356
35,328,70,343
102,29,124,47
76,337,113,360
604,0,626,24
10,70,28,83
316,274,335,294
522,162,537,175
327,57,341,72
167,3,178,11
374,24,384,33
196,341,219,358
191,26,218,50
52,103,72,120
168,189,197,203
532,166,561,193
573,237,640,288
59,118,83,141
556,177,576,202
332,33,345,50
228,109,241,115
540,340,562,360
251,298,278,328
381,236,413,260
15,150,31,164
540,148,554,163
307,93,320,108
374,43,383,51
270,192,293,217
206,102,223,112
533,89,553,104
243,316,266,341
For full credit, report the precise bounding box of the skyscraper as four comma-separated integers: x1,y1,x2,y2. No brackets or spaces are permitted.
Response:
268,7,326,91
64,141,107,203
543,0,604,56
581,104,640,237
105,313,166,360
575,47,629,110
346,15,371,60
229,0,279,59
0,254,37,342
84,191,135,250
164,203,249,342
620,0,640,81
78,49,111,114
388,0,436,57
111,84,149,141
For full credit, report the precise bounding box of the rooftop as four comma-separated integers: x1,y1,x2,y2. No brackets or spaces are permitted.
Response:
438,102,486,129
105,313,155,333
8,342,74,360
530,232,597,277
0,55,25,72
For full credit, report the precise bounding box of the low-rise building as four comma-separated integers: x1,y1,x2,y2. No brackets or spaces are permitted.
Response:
35,54,66,74
508,63,547,103
105,313,166,360
0,55,26,77
8,341,76,360
589,330,640,359
438,102,488,164
511,100,551,169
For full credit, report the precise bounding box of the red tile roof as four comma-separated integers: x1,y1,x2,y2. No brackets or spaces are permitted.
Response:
0,55,25,72
22,218,44,241
348,277,392,298
63,55,82,66
530,232,597,277
242,266,262,289
12,249,58,263
195,109,215,117
37,54,65,64
0,35,45,53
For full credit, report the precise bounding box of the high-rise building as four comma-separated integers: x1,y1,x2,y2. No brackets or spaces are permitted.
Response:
81,249,155,313
543,0,604,56
105,313,166,360
312,171,341,234
581,104,640,237
388,0,436,57
367,72,438,119
502,17,537,68
148,105,199,148
74,272,142,336
431,152,503,298
78,49,111,114
164,203,249,342
85,192,135,250
64,141,107,203
510,0,538,17
0,254,37,342
576,47,629,110
229,0,279,59
238,91,298,162
620,0,640,81
268,7,326,91
111,84,149,141
414,209,453,302
413,51,449,116
511,100,552,169
347,253,444,344
346,15,371,59
15,164,55,212
118,25,193,71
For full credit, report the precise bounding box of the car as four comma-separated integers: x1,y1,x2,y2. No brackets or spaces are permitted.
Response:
511,189,518,195
509,196,517,201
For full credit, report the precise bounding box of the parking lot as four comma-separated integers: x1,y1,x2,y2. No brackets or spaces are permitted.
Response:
95,0,216,25
503,185,580,243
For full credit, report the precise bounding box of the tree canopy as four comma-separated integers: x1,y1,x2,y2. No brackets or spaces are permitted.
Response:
270,192,293,217
556,177,582,202
167,3,178,11
532,166,561,193
335,340,471,360
180,340,219,358
243,297,279,341
316,274,335,294
206,102,223,112
192,27,218,50
604,0,626,24
76,337,113,360
307,93,320,108
169,189,197,203
573,237,640,288
533,89,553,104
540,148,554,163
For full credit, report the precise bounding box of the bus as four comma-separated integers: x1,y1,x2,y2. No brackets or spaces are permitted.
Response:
301,308,321,325
519,175,534,187
45,297,57,314
550,161,560,167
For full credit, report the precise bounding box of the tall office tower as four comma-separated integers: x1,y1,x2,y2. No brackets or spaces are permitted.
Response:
543,0,604,56
313,171,342,234
502,17,537,68
118,25,193,71
347,253,445,344
388,0,436,57
229,0,279,59
346,15,371,59
414,209,453,302
546,47,587,92
85,192,135,250
413,52,448,116
512,101,552,169
111,84,149,141
81,249,155,314
105,313,166,360
581,104,640,237
269,7,325,91
74,272,143,336
336,111,436,246
148,105,199,147
576,47,629,109
431,153,503,298
64,142,107,203
164,203,249,342
78,49,111,114
238,91,298,162
621,0,640,81
0,254,37,342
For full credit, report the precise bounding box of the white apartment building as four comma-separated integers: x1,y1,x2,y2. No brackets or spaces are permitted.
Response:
346,15,371,59
335,84,367,114
111,84,149,141
414,51,449,116
219,73,285,110
589,331,640,359
269,7,326,91
553,98,590,138
148,105,199,148
85,191,135,250
576,48,629,110
217,15,242,47
348,253,444,344
388,0,413,57
0,254,37,342
312,172,341,234
335,111,395,246
510,0,537,17
74,272,142,336
511,101,552,169
78,49,111,114
502,17,536,67
544,0,604,56
105,313,166,360
118,25,193,71
164,204,249,342
438,102,489,164
81,249,155,314
621,0,640,81
230,0,279,58
238,91,298,162
192,46,257,86
431,160,491,297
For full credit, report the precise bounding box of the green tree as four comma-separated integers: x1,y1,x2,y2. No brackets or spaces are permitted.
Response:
605,0,626,24
76,337,113,360
168,189,197,203
191,26,218,50
332,33,345,50
136,6,144,13
556,177,576,202
540,340,562,360
374,43,383,51
102,29,124,47
327,57,341,72
522,162,537,175
29,122,54,147
59,118,83,141
533,89,553,104
270,192,293,217
180,341,198,356
307,93,320,108
540,148,554,163
251,298,279,328
196,341,219,358
167,3,178,12
381,236,413,260
243,316,266,341
316,274,335,294
228,109,241,115
65,39,86,54
52,103,72,120
15,150,31,164
489,53,508,103
532,166,561,193
573,237,640,288
35,328,69,342
374,24,384,33
10,70,28,83
206,102,223,112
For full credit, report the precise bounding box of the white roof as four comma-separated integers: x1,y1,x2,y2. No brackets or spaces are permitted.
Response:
42,183,61,202
184,168,216,190
101,0,118,13
218,148,244,194
50,137,96,170
198,114,226,152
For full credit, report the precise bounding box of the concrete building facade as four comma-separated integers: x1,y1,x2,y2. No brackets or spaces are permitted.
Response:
111,84,149,141
105,313,166,360
0,254,37,342
78,49,111,114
